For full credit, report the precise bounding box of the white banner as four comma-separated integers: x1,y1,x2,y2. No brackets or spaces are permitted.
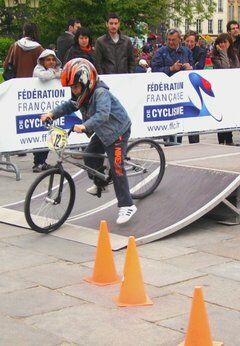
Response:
0,69,239,152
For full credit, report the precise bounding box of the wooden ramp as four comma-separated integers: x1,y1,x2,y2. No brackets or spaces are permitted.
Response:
1,144,240,250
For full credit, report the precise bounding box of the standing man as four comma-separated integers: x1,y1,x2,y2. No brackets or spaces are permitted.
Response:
184,30,207,143
94,13,135,74
57,19,81,63
227,20,240,60
151,28,193,144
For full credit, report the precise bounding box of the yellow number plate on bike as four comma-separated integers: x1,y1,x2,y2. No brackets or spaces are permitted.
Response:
47,127,68,150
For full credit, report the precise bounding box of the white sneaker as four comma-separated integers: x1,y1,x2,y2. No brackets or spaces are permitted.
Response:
86,184,109,196
116,205,137,224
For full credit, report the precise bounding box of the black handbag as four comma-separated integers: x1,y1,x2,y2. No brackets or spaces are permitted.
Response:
3,63,16,80
3,43,16,81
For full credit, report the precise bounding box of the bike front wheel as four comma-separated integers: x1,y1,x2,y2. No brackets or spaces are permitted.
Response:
125,139,165,199
24,168,75,233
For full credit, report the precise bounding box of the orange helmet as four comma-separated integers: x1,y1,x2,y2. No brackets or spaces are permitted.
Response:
61,58,98,107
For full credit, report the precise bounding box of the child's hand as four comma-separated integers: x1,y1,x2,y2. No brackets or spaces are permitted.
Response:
74,124,86,133
41,113,53,122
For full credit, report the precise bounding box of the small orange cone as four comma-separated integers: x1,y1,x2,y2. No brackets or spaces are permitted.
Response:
84,220,121,286
114,236,153,307
179,286,223,346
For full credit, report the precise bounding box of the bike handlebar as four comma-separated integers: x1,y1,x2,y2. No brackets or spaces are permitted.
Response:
43,120,85,137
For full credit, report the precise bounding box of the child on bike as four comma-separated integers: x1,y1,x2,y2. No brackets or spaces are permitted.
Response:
32,49,62,173
40,58,137,224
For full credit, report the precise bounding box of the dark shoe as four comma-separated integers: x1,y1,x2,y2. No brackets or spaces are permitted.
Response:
32,163,52,173
32,164,42,173
41,162,53,170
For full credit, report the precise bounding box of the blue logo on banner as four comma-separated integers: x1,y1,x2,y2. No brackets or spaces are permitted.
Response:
144,72,222,123
16,113,82,134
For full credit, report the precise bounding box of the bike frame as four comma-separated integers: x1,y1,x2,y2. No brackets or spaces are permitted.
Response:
55,148,110,183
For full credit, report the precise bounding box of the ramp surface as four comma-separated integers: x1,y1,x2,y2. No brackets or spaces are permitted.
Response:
1,144,240,249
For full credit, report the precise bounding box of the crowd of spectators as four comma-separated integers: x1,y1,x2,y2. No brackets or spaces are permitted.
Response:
3,15,240,162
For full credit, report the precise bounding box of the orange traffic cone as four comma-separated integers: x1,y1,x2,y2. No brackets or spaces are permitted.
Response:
84,220,121,286
114,236,153,307
179,287,223,346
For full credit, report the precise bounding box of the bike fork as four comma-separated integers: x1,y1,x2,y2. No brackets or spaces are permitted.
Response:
46,168,65,205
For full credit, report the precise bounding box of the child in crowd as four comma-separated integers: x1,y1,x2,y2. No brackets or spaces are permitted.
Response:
135,59,152,73
41,58,137,224
32,49,62,172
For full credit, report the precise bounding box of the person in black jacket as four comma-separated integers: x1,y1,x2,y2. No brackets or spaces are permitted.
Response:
56,19,81,63
94,13,135,74
63,27,96,66
227,20,240,61
184,30,207,144
184,31,207,70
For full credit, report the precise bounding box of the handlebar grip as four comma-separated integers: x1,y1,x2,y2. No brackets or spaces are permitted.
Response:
68,126,75,136
44,118,53,127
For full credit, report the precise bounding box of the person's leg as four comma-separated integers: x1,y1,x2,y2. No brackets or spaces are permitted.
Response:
105,129,137,224
218,132,224,144
169,135,182,144
105,129,133,208
225,131,233,145
84,134,105,180
33,151,50,172
188,134,200,143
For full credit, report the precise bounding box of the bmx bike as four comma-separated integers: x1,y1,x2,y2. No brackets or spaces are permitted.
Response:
24,122,166,233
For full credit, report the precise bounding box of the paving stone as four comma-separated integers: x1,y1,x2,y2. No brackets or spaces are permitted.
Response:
2,233,96,263
0,222,32,238
0,244,57,273
0,286,84,318
194,235,240,260
59,282,166,309
115,293,192,323
25,305,183,345
83,254,205,287
137,241,197,260
167,274,240,310
159,223,233,248
200,260,240,281
0,314,67,346
11,261,91,289
158,304,240,346
0,273,36,294
164,251,230,271
137,257,205,287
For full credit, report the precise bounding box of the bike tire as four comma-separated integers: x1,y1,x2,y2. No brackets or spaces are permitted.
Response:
125,139,165,199
24,168,75,233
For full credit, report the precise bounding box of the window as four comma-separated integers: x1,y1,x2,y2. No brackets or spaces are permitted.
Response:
229,5,234,20
218,0,223,12
196,19,202,33
218,19,223,33
185,19,190,33
208,19,213,33
238,6,240,22
174,19,180,28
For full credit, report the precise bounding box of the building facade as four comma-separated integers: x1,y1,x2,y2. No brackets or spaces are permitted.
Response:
169,0,240,39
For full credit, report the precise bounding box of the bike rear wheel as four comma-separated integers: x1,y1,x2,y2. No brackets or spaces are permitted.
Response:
24,168,75,233
125,139,165,199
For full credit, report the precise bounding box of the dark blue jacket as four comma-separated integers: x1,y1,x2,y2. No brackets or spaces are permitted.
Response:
151,45,193,76
191,45,207,70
